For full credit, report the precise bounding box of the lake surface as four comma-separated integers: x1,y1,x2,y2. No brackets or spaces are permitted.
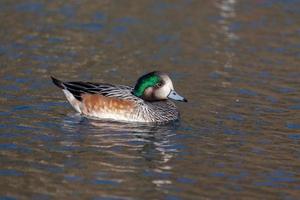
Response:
1,0,300,199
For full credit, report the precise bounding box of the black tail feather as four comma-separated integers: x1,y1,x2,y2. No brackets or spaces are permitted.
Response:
51,76,65,89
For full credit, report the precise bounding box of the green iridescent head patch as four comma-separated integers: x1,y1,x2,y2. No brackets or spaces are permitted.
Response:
133,72,160,97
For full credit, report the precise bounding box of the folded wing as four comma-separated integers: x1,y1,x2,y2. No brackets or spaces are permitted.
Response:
51,76,134,101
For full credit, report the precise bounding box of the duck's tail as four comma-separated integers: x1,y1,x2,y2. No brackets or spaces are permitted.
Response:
51,76,65,89
50,76,82,113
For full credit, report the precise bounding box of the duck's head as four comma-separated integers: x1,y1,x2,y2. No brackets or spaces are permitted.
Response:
133,71,187,102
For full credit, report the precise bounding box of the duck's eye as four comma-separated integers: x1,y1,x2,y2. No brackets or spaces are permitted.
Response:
155,82,163,87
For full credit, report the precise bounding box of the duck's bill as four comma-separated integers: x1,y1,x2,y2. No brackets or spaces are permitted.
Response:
168,90,188,102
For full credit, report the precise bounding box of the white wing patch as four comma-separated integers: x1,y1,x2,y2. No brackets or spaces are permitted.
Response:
63,89,82,113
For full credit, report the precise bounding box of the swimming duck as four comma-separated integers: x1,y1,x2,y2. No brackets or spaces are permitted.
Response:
51,71,187,123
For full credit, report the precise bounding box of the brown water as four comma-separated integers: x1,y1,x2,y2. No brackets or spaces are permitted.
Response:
1,0,300,199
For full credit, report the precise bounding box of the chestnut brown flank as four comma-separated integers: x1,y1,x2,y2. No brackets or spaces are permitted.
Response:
81,94,135,114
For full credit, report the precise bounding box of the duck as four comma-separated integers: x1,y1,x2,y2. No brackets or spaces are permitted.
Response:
51,71,187,123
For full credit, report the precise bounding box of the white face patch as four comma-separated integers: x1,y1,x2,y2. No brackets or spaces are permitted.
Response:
154,74,174,99
160,74,174,90
156,73,187,102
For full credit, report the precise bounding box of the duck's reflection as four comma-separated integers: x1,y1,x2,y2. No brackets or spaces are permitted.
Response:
60,114,181,192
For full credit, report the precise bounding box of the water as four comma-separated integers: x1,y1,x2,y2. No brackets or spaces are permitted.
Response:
1,0,300,199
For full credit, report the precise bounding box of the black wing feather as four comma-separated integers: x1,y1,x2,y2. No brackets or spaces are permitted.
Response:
51,76,133,101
